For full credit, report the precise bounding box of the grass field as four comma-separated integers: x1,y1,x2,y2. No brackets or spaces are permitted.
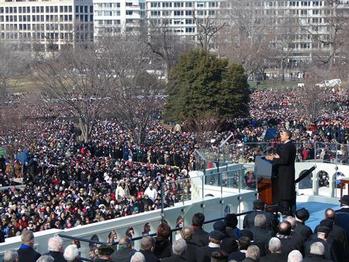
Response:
8,75,40,92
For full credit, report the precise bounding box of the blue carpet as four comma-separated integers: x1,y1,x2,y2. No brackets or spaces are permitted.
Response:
297,202,340,230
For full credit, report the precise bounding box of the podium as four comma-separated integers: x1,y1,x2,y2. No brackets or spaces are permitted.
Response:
254,156,273,205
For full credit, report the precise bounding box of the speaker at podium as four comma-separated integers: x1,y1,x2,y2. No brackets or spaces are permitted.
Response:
254,156,273,205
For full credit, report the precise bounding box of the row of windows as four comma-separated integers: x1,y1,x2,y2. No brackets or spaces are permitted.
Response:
95,3,120,8
0,5,92,14
0,23,75,31
0,14,96,22
76,6,93,14
150,1,217,8
150,9,215,16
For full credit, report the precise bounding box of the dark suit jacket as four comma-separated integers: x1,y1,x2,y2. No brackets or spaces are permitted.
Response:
18,245,41,262
183,240,199,262
140,250,159,262
228,250,246,262
249,227,273,256
260,252,287,262
303,254,333,262
305,237,339,262
45,251,66,262
243,210,278,233
161,254,187,262
153,238,171,259
294,221,313,241
277,234,303,256
336,207,349,213
196,246,220,262
191,228,209,248
272,141,296,203
111,248,134,262
315,223,349,261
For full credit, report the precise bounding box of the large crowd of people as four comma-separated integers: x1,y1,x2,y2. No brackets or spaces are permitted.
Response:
5,196,349,261
0,85,349,242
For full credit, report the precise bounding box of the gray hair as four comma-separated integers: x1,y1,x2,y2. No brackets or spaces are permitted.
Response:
140,236,154,251
246,245,260,260
48,236,63,252
310,242,325,256
21,229,34,245
172,238,187,255
3,250,18,262
130,252,146,262
287,250,303,262
36,255,54,262
254,214,267,228
268,237,282,253
63,244,79,262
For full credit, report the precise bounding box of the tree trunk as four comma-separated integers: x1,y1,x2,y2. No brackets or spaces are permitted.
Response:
79,118,90,143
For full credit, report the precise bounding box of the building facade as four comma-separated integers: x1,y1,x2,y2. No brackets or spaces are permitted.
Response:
0,0,93,51
93,0,145,37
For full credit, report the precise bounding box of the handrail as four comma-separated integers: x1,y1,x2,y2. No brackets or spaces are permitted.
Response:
58,210,250,247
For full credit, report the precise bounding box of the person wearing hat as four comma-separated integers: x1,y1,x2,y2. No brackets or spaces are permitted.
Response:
294,208,313,241
196,230,225,262
304,225,339,262
337,195,349,213
95,244,114,262
228,236,251,262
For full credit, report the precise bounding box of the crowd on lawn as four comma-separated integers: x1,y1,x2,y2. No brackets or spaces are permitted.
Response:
0,86,349,241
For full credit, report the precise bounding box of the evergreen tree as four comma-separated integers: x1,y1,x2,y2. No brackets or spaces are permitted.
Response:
165,49,250,127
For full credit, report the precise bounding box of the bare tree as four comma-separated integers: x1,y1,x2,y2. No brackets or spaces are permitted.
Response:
0,43,31,134
217,0,274,79
193,10,225,52
99,35,165,144
33,44,113,142
142,19,192,79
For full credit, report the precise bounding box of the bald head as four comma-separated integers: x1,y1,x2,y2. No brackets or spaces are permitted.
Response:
325,208,335,220
278,221,291,236
285,216,296,229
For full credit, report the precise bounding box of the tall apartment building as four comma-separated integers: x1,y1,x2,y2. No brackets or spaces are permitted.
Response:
0,0,93,51
93,0,145,38
225,0,349,67
146,0,220,37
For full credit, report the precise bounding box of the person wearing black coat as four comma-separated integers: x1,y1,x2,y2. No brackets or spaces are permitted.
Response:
161,239,187,262
139,236,160,262
17,229,41,262
191,213,209,248
305,226,339,262
111,237,136,262
294,208,313,242
180,226,199,262
45,236,66,262
276,221,303,256
303,241,333,262
248,214,274,256
228,236,250,262
243,199,278,234
196,231,225,262
336,195,349,213
266,130,296,215
153,223,172,259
